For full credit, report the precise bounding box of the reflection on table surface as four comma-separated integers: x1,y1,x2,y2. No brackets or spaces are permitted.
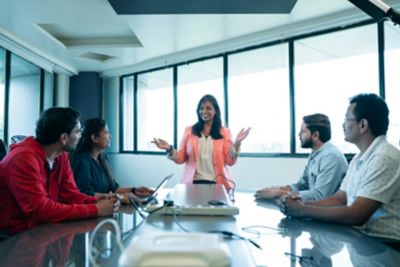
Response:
0,191,399,267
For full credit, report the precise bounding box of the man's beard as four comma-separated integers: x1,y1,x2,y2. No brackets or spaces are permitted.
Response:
300,138,313,148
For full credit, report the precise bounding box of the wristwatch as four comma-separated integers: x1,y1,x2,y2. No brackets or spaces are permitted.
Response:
166,145,173,153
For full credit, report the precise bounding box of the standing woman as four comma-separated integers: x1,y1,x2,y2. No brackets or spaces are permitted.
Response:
71,118,153,203
153,94,250,192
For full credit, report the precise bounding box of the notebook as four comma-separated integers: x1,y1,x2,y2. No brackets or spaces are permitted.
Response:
136,174,173,205
146,183,239,216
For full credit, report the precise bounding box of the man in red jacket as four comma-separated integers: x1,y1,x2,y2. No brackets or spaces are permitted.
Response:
0,107,119,234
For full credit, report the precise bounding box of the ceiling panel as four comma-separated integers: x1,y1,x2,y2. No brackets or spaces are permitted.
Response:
108,0,298,14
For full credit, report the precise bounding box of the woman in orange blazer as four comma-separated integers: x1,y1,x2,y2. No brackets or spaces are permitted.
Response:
153,94,250,192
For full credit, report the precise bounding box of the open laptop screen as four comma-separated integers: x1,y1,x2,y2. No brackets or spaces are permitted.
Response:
138,174,173,204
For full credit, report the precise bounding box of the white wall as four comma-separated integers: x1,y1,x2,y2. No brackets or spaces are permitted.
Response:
108,153,307,191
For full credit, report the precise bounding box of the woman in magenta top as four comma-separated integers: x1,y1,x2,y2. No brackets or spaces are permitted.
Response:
153,94,250,192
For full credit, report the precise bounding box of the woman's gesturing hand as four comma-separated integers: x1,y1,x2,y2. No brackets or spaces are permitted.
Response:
152,138,170,150
234,127,251,147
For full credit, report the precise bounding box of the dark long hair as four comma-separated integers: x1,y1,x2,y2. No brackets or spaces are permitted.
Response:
75,118,115,185
76,118,106,153
192,94,223,139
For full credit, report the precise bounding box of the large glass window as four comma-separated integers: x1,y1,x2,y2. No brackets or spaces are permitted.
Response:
8,54,41,143
0,48,5,140
120,21,399,155
137,69,173,151
122,76,134,151
228,44,290,153
294,24,379,153
384,22,400,146
177,58,224,139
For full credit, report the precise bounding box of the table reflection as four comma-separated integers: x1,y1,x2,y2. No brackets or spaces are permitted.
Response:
279,218,400,267
0,207,142,267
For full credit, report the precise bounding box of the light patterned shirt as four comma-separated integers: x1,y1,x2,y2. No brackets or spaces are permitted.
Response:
340,135,400,240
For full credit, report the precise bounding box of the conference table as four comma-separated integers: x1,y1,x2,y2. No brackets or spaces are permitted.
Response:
0,190,399,267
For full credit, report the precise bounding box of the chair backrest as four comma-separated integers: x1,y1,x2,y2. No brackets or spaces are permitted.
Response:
10,135,26,144
0,139,7,161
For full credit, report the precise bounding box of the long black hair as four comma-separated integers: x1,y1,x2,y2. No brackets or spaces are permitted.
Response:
192,94,223,139
76,118,106,153
75,118,115,185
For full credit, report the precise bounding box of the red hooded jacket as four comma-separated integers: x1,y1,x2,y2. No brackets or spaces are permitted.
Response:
0,137,98,233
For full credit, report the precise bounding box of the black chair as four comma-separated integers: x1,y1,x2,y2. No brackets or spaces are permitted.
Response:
0,138,6,161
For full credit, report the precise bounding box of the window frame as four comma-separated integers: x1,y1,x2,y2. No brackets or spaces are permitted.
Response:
120,18,390,159
0,47,53,146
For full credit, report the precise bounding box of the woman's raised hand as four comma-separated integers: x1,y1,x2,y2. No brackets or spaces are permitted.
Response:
234,127,251,147
152,138,170,150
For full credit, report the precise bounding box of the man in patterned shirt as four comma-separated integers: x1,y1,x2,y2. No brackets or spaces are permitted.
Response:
282,93,400,243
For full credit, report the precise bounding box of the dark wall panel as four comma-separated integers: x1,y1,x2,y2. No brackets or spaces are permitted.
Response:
69,72,102,123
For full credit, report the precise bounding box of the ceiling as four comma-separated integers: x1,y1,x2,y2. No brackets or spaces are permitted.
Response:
107,0,298,14
0,0,399,76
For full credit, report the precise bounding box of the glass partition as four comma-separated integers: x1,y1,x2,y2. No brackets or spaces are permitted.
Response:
137,69,173,151
294,24,379,153
8,54,41,143
228,44,290,153
177,58,224,139
384,22,400,147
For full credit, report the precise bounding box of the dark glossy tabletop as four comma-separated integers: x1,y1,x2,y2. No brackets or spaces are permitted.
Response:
0,191,399,267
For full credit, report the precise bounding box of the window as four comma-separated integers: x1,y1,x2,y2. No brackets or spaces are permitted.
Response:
228,44,290,153
294,24,379,153
0,48,5,140
177,58,224,139
120,21,397,156
384,22,400,146
137,69,173,151
122,76,134,151
8,54,41,143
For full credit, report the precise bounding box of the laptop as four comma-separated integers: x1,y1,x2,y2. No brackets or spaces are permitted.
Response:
146,183,239,216
135,174,173,205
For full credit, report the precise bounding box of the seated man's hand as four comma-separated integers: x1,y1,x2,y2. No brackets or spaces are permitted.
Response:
280,197,306,218
287,191,301,200
254,186,291,200
133,186,155,197
254,188,282,199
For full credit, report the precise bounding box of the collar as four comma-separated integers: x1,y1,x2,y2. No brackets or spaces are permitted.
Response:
355,135,386,167
309,141,331,159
